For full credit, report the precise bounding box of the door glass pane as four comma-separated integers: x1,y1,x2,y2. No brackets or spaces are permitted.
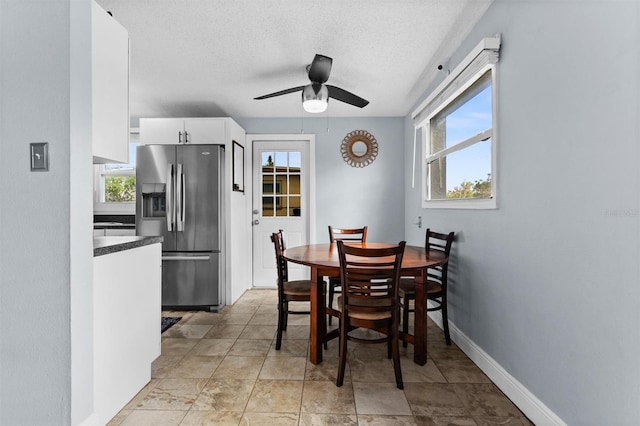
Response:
262,152,275,170
262,196,274,216
275,196,288,217
275,152,288,168
289,196,301,216
263,175,275,194
289,174,300,195
289,152,301,168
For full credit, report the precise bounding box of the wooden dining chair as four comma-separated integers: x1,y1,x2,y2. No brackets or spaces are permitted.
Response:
327,226,368,324
271,230,313,350
335,240,406,389
399,229,455,346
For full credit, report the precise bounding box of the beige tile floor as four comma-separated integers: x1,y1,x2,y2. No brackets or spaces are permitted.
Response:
109,289,532,425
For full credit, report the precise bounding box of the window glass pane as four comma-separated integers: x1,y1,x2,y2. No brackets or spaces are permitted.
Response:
289,196,301,216
275,152,288,168
262,196,274,216
274,175,286,195
289,174,300,195
105,176,136,202
262,152,275,168
275,196,288,217
431,71,492,153
263,175,274,194
429,138,492,200
289,152,301,169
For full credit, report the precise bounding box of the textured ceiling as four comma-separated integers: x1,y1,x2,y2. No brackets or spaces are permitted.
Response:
96,0,492,120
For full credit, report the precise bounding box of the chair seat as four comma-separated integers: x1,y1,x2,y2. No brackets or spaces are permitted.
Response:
283,280,312,296
336,296,393,320
399,278,442,296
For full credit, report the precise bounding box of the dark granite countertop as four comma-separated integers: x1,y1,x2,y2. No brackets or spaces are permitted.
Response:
93,214,136,230
93,223,136,229
94,236,163,257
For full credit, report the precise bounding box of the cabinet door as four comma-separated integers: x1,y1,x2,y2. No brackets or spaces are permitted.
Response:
140,118,185,145
184,118,226,144
92,2,129,163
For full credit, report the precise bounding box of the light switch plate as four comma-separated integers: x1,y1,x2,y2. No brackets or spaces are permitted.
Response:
30,142,49,171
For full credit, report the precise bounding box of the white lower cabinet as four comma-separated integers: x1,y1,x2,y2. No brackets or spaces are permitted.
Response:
92,242,161,425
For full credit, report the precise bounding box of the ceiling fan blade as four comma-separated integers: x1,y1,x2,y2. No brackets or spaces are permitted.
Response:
254,86,305,100
326,85,369,108
307,54,332,84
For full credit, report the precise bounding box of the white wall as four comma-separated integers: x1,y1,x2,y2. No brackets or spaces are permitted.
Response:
236,117,405,243
404,1,640,424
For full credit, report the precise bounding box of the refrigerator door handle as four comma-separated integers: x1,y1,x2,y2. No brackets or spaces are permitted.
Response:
162,255,211,261
166,163,175,231
177,163,185,231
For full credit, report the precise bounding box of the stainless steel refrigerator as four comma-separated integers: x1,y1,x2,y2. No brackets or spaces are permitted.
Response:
136,144,224,311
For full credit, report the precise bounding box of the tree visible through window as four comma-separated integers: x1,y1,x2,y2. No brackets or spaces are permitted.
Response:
101,143,138,203
105,175,136,202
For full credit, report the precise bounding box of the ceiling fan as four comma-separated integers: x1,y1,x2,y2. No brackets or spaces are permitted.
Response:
254,54,369,113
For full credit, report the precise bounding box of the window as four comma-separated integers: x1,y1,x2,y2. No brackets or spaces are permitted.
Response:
413,36,500,209
94,141,138,212
261,151,302,217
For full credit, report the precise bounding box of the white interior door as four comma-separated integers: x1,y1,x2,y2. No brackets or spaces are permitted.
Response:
252,138,312,287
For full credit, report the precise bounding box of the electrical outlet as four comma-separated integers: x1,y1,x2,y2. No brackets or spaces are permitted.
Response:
30,142,49,171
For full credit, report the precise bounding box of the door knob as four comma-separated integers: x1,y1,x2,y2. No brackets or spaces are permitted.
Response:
253,219,260,225
252,209,259,215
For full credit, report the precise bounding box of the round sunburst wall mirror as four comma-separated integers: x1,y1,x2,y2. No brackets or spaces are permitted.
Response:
340,130,378,168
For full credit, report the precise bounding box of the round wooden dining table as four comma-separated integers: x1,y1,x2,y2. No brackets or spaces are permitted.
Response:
283,242,448,365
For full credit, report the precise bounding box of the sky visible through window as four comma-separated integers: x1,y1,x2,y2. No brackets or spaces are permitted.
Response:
443,85,492,192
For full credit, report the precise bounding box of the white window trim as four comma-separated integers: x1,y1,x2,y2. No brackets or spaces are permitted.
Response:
412,35,500,210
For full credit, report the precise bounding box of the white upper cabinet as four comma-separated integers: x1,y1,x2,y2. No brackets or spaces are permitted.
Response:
140,118,227,145
92,1,129,164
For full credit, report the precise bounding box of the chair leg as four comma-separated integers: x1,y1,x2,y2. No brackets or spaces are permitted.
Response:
391,327,404,389
283,300,288,331
402,295,410,348
336,317,348,387
328,281,334,325
275,301,285,350
441,296,451,345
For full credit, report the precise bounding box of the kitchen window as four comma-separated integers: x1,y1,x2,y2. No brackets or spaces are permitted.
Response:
412,36,500,209
94,141,138,213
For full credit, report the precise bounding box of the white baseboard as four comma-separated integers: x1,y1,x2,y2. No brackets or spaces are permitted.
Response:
427,309,566,426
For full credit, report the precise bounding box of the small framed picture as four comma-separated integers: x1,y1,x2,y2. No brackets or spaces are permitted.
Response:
232,141,244,193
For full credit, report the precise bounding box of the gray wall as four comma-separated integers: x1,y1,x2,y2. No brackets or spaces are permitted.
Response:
404,1,640,424
0,0,95,424
237,117,406,243
0,0,72,423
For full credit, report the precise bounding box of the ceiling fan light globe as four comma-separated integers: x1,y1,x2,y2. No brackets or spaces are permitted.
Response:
302,85,329,113
303,99,328,113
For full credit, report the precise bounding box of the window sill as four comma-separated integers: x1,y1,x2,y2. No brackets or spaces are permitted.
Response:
93,202,135,215
422,198,497,210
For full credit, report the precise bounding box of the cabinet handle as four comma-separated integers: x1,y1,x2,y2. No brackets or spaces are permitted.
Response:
185,131,190,144
178,131,183,144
